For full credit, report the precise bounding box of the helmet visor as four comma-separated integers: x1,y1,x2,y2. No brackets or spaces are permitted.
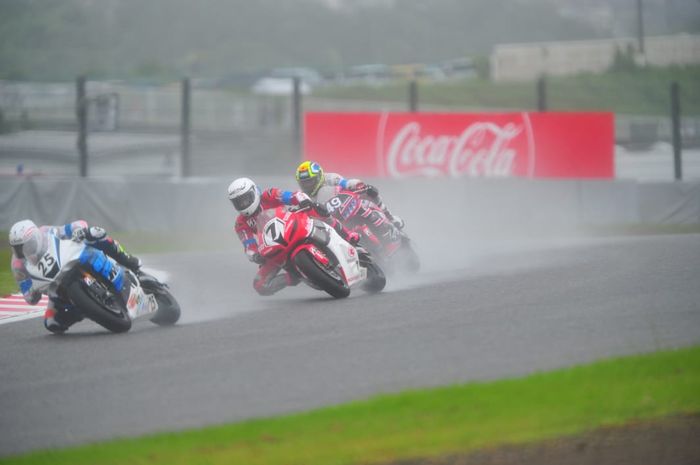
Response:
231,189,256,212
20,230,44,262
12,244,25,259
298,176,320,196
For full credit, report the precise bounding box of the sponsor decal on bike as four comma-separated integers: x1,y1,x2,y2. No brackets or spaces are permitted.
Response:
126,288,140,313
263,218,288,247
308,245,330,266
148,294,159,312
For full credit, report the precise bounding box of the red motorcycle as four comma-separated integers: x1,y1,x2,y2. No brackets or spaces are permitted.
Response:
319,186,420,274
254,205,386,298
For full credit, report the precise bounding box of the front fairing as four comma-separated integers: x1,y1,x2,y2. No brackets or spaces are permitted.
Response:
256,207,314,264
328,192,363,223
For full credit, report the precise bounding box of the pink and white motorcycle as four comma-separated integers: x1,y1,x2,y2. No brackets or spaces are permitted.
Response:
318,185,420,274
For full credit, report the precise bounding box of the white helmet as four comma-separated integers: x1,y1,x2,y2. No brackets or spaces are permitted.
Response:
227,177,261,216
9,219,44,262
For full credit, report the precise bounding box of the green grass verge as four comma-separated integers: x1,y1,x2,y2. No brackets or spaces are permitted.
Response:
0,247,17,296
313,66,700,116
3,345,699,465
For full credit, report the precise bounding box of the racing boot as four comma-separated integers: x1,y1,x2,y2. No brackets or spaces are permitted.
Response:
362,209,399,246
254,271,300,296
44,299,83,334
383,209,405,230
95,237,142,273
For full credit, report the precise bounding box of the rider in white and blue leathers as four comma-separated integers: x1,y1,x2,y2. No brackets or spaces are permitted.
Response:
9,219,141,334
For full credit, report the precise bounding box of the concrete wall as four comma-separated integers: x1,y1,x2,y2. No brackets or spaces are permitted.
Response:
1,177,698,237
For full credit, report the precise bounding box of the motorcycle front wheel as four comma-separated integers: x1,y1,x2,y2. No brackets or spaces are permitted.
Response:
66,277,132,333
293,249,350,299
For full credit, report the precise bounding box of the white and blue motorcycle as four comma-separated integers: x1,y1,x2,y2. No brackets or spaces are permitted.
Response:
23,231,180,333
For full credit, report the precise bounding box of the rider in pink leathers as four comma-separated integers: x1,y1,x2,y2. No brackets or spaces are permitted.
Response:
295,160,405,242
9,219,142,334
228,177,360,296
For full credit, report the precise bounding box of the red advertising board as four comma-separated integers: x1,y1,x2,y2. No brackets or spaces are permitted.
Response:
304,112,614,179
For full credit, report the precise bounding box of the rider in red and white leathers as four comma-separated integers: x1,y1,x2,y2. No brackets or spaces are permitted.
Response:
9,219,142,334
295,160,405,230
228,177,360,296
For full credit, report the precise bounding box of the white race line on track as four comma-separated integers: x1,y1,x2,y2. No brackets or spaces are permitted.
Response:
0,294,47,325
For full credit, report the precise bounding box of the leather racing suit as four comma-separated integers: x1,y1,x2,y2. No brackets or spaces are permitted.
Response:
234,188,359,296
313,172,403,229
10,220,142,333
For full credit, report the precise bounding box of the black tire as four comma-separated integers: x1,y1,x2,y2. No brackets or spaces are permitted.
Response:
138,274,181,326
361,260,386,294
148,288,181,326
294,249,350,299
66,279,132,333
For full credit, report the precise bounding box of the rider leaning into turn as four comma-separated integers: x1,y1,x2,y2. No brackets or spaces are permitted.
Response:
294,160,405,230
228,177,360,296
9,219,142,334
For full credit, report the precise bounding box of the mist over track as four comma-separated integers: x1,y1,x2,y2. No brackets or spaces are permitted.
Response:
1,233,699,456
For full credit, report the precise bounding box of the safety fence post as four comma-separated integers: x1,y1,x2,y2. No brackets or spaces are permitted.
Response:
537,75,547,112
292,77,302,159
409,80,418,112
181,77,191,178
671,81,682,181
76,76,88,177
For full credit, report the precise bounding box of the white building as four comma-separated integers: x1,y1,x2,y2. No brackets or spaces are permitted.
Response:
491,34,700,82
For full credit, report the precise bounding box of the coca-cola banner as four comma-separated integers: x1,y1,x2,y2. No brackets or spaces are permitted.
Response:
304,112,614,179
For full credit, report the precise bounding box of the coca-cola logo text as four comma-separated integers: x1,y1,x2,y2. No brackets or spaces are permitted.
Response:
384,121,530,178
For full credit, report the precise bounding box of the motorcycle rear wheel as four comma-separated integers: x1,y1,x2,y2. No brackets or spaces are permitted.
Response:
148,287,181,326
138,272,181,326
66,278,132,333
294,249,350,299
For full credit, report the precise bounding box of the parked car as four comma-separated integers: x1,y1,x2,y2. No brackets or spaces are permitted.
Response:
440,58,477,80
250,67,321,95
344,64,393,86
251,77,311,96
268,67,323,87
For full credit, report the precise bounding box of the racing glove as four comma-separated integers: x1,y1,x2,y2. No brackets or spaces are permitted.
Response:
247,250,265,265
354,183,378,198
71,226,107,243
313,202,330,218
26,288,42,306
298,198,314,211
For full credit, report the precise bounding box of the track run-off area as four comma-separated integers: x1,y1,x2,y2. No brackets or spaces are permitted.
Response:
0,233,699,456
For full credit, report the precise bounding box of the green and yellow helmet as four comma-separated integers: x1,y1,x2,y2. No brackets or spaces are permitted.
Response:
295,160,325,196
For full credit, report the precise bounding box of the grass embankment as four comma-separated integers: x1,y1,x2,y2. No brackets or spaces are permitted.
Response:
0,248,15,295
314,66,700,116
4,345,700,465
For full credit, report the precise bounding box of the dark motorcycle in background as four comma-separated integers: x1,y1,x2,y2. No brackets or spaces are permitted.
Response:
318,186,420,274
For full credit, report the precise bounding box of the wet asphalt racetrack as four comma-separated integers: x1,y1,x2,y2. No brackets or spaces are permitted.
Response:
1,233,699,456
